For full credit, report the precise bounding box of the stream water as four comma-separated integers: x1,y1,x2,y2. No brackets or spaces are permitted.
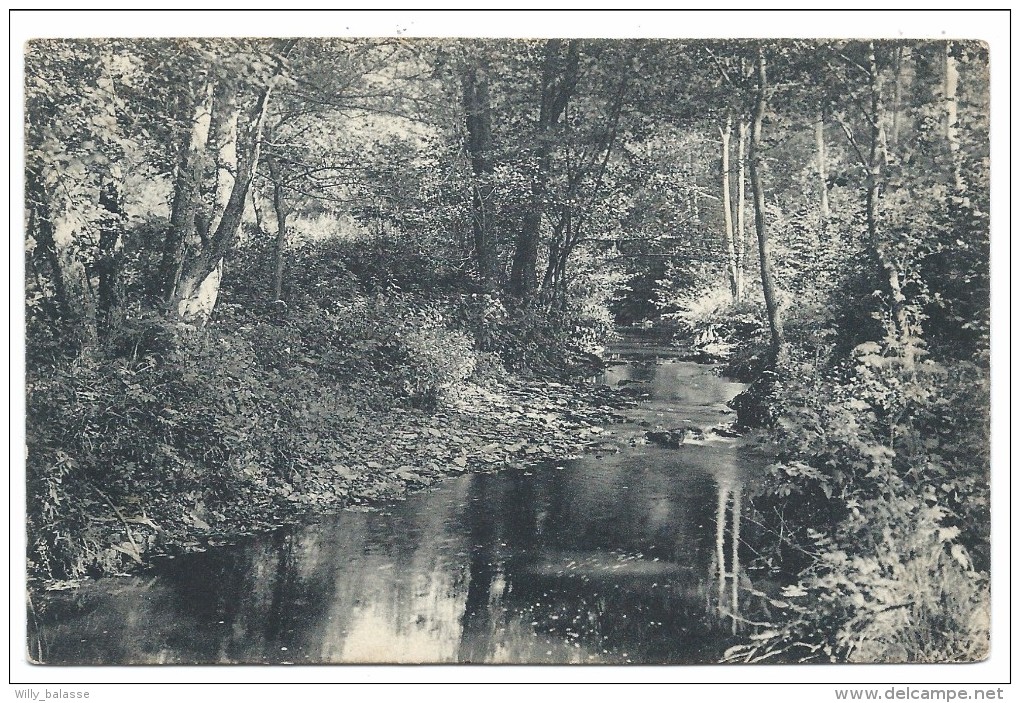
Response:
30,333,764,665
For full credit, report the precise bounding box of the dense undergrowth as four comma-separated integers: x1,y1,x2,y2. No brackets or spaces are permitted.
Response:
665,255,990,663
26,227,618,584
729,337,990,663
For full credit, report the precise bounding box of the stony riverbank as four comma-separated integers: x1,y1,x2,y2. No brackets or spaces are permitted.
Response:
33,375,633,591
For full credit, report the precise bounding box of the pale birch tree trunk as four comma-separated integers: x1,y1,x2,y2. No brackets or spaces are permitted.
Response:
944,41,964,192
864,42,911,366
735,121,747,300
173,52,287,323
748,46,785,364
891,44,904,149
720,113,739,300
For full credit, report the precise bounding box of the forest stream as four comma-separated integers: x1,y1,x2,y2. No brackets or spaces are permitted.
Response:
29,333,765,665
22,33,993,672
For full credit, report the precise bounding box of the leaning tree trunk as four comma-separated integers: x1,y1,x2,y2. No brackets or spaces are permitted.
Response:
748,45,785,365
160,81,213,302
203,80,239,241
720,113,739,300
174,70,281,322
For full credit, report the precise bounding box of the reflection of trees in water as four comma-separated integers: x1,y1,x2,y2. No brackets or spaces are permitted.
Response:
714,470,743,634
36,445,749,664
325,480,473,663
457,467,727,663
458,474,502,663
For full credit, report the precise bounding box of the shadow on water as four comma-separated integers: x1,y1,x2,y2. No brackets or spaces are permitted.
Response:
30,334,765,665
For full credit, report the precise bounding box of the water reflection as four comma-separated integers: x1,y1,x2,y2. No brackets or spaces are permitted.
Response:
32,359,760,665
713,467,744,634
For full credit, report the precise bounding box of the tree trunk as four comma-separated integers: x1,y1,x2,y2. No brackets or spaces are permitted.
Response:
508,39,579,304
511,208,543,302
461,52,496,286
174,69,280,322
95,180,125,340
545,77,624,310
250,187,266,236
944,41,964,192
891,44,904,149
748,45,785,364
865,42,911,364
160,81,213,302
556,207,573,309
267,155,288,302
735,121,747,299
720,114,738,300
815,106,829,238
27,169,97,350
204,80,239,241
540,214,567,297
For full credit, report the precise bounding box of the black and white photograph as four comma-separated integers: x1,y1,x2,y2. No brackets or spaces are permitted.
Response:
12,8,1008,694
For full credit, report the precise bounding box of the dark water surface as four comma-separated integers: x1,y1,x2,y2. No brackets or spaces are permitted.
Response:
31,336,763,664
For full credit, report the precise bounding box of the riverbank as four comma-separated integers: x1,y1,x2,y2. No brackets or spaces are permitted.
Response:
30,349,758,665
31,373,631,592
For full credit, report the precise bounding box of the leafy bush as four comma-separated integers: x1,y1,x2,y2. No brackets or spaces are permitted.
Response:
730,334,990,662
26,294,484,579
27,318,280,579
367,302,477,409
728,499,989,663
663,285,763,347
287,232,470,296
451,293,609,378
222,236,480,410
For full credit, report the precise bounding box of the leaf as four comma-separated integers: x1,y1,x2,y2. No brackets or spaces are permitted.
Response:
111,541,143,564
937,526,961,542
333,464,358,480
951,544,972,570
782,584,807,598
